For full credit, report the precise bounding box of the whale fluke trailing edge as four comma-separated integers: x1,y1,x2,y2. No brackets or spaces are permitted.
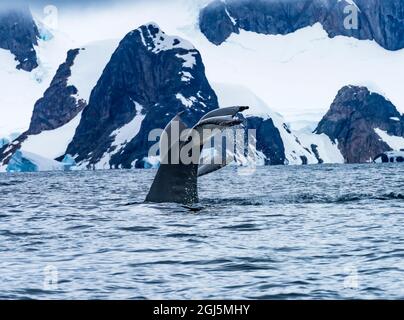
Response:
145,106,249,204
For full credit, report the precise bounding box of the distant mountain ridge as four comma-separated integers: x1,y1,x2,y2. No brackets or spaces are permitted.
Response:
200,0,404,51
1,4,404,172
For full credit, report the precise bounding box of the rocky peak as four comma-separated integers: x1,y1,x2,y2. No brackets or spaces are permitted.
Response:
315,85,404,163
0,5,39,71
199,0,239,46
65,23,218,169
135,22,195,53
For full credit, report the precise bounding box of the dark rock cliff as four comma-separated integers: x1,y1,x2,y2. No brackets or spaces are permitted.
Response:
246,116,286,165
200,0,404,51
28,49,86,135
354,0,404,51
0,6,39,71
315,86,404,163
65,23,218,169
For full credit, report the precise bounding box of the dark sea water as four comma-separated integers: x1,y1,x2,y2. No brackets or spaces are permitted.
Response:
0,164,403,300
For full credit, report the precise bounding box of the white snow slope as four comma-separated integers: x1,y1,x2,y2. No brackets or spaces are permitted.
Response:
2,0,403,168
213,83,343,164
41,0,404,117
84,102,146,170
375,129,404,151
18,39,120,161
21,112,83,159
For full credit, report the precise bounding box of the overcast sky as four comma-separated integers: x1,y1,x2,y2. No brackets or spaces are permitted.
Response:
0,0,211,45
0,0,162,13
29,0,209,45
3,0,145,10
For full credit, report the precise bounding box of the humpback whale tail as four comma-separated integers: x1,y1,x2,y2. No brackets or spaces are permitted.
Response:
145,106,249,204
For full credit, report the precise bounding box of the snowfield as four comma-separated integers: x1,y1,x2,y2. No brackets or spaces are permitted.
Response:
1,0,404,170
36,0,404,126
213,82,344,164
0,49,46,137
67,39,120,102
12,39,120,163
21,112,82,159
194,24,404,126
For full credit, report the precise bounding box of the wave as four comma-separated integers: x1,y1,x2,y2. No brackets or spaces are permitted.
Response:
200,192,404,207
0,180,25,187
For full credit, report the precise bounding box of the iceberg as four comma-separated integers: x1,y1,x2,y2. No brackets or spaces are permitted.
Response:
61,154,77,171
7,150,65,173
143,156,160,169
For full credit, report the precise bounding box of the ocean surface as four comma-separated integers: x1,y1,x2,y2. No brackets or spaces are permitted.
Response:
0,164,403,300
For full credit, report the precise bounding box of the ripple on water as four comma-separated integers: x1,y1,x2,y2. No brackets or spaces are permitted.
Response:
0,164,403,299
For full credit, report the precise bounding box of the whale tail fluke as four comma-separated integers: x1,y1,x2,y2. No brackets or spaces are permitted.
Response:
145,106,249,204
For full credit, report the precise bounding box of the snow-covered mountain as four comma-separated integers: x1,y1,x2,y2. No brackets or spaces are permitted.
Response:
0,5,74,138
213,83,343,164
315,85,404,163
65,23,218,169
200,0,404,51
0,5,39,71
0,38,119,170
1,1,404,171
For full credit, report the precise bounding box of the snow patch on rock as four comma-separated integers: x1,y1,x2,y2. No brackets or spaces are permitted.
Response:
375,128,404,151
176,93,195,107
109,103,145,151
137,22,195,54
78,103,146,170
